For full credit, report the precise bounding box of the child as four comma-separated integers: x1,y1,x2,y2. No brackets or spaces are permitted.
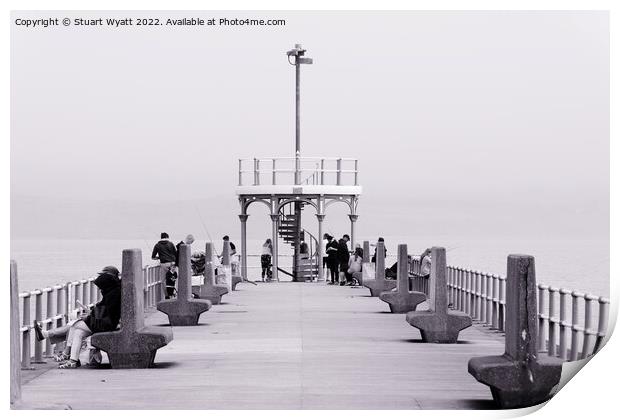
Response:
165,264,178,299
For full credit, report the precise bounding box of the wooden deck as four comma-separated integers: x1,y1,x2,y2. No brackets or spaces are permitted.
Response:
19,282,506,410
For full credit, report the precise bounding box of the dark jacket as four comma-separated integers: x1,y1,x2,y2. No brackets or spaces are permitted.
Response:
84,273,121,333
337,239,350,264
326,239,339,261
152,239,176,264
175,241,185,265
372,244,387,263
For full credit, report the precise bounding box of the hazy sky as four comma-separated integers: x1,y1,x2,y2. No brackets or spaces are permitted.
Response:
10,11,609,241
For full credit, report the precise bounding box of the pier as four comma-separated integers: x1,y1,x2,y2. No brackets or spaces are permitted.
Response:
10,43,610,411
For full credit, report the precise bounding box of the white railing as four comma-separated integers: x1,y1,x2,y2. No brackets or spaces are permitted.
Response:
238,156,359,187
408,256,610,362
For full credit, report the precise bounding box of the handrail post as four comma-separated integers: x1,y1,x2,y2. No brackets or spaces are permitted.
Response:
336,158,342,185
480,273,487,323
55,285,66,353
272,159,277,185
320,159,325,185
354,159,359,185
485,274,493,326
537,285,547,352
10,261,21,406
295,154,301,184
474,271,481,320
593,297,610,353
558,289,569,360
548,287,558,356
253,158,260,186
582,294,595,358
498,276,505,332
491,275,499,329
569,292,581,361
21,293,32,370
44,287,54,357
33,290,45,363
238,159,242,186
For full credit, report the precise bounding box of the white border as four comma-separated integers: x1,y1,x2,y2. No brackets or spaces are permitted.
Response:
2,1,616,420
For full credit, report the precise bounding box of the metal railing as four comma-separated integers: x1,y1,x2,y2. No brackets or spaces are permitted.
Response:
408,256,610,362
238,156,359,187
18,264,164,369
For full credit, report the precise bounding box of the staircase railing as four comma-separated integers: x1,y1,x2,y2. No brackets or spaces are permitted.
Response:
277,202,320,281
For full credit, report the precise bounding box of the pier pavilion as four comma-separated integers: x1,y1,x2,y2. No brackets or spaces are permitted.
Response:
236,156,361,282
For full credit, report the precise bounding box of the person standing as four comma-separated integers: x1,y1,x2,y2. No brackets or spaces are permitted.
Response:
419,248,432,277
152,232,176,268
325,234,339,284
175,234,195,266
371,237,387,263
222,235,237,258
337,234,351,286
261,238,273,281
165,265,178,299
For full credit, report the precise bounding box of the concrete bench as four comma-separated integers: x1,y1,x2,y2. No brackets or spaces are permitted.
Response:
406,247,472,343
468,254,563,409
91,249,173,369
379,244,426,313
192,242,229,304
157,244,212,326
362,242,396,297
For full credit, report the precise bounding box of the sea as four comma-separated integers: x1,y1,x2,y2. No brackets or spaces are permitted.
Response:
10,235,610,299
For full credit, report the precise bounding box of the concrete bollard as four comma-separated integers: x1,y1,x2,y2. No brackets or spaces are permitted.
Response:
406,247,472,343
157,244,212,326
192,242,229,304
467,255,563,409
10,261,22,407
379,244,426,313
91,249,173,368
353,240,373,286
362,242,396,297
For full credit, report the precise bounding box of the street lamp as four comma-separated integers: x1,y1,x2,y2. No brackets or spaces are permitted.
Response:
287,44,313,185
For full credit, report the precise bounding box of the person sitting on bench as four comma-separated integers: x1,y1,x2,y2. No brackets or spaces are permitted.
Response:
33,266,122,369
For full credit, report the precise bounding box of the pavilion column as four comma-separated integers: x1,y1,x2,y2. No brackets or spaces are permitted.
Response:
316,214,326,281
270,214,280,281
348,214,359,250
238,214,249,281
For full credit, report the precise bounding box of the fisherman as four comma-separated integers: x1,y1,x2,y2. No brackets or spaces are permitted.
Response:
151,232,177,268
175,234,195,265
33,266,122,369
222,235,237,258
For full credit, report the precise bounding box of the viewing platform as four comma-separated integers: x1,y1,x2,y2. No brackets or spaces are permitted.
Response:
236,156,362,195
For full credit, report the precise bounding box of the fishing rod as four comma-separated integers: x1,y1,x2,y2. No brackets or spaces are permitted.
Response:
194,205,214,243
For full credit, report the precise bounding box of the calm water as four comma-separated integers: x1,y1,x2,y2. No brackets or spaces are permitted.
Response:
10,236,610,298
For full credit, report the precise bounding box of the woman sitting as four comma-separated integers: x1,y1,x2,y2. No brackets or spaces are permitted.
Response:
34,266,122,369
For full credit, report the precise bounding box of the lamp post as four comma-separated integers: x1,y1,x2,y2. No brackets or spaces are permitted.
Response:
286,44,312,281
